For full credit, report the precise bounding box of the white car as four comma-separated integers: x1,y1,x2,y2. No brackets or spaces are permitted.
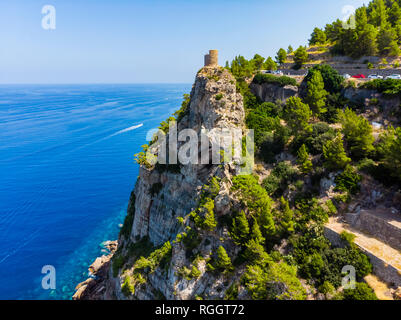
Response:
272,70,283,75
368,74,383,79
342,74,351,79
385,74,401,80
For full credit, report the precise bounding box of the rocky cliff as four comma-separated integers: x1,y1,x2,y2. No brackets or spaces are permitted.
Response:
73,66,249,300
250,81,298,103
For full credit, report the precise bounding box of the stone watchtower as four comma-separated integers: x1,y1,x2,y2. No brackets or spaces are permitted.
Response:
204,50,218,67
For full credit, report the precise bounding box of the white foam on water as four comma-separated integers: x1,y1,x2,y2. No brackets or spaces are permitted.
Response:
110,123,143,137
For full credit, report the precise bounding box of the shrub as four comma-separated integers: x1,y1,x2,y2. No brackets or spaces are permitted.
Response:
258,126,290,163
192,198,217,231
291,225,372,288
361,79,401,96
291,122,337,155
262,173,281,196
243,262,306,300
112,254,125,277
121,277,135,296
215,93,223,101
133,241,172,274
190,265,201,279
304,64,344,94
224,283,239,300
342,282,378,300
262,162,297,197
325,199,337,215
319,281,335,295
334,165,362,195
340,230,356,246
246,108,281,145
134,144,155,169
182,229,201,259
338,108,374,159
357,158,377,175
253,73,297,87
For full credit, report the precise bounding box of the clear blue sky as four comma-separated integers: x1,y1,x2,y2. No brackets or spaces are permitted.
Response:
0,0,369,84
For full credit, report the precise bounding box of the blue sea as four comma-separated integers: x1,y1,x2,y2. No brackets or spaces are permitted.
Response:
0,84,190,300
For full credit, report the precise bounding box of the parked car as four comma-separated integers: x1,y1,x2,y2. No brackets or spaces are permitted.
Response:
342,74,351,79
272,70,283,75
368,74,383,79
385,74,401,80
352,74,366,79
263,70,274,74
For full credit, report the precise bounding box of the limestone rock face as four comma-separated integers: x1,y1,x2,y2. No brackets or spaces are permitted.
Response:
250,82,298,103
72,66,247,300
122,67,246,299
131,67,245,247
342,87,401,123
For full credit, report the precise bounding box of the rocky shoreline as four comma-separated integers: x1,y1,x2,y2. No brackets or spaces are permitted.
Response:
73,240,117,300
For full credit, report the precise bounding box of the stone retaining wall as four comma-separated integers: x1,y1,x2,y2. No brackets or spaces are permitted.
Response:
279,67,401,77
345,211,401,251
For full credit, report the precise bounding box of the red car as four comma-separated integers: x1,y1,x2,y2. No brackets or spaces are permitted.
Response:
352,74,366,79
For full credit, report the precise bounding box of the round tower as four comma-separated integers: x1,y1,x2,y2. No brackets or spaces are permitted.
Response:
204,49,218,67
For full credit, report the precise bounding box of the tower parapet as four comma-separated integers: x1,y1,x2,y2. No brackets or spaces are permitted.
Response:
204,50,218,67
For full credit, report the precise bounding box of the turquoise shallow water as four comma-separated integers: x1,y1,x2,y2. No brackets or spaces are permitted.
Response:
0,84,190,299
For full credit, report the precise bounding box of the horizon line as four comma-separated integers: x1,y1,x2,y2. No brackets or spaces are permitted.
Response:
0,82,192,85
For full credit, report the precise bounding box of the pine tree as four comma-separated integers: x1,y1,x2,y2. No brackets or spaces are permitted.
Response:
305,71,328,115
244,239,270,266
201,198,217,231
264,57,277,71
325,19,343,42
258,207,276,239
283,97,312,134
309,27,327,45
215,246,233,271
293,46,308,68
377,26,400,56
231,211,250,245
250,219,265,245
388,0,401,26
287,45,294,54
338,108,375,159
355,23,378,57
276,48,287,65
279,197,294,235
323,134,351,170
355,6,368,30
251,54,266,71
369,0,389,27
297,144,313,174
378,126,401,180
